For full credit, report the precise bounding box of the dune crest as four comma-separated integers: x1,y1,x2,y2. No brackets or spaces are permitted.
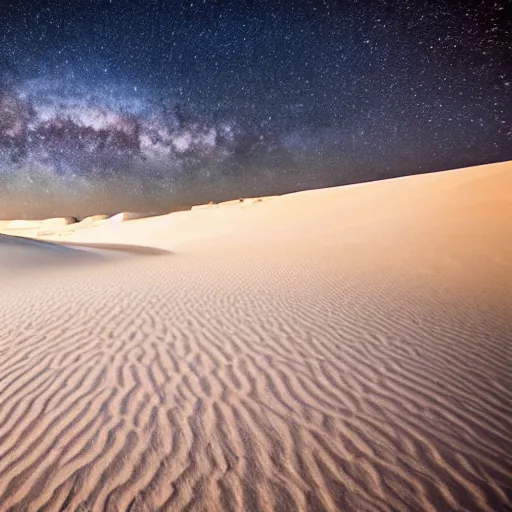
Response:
0,161,511,511
5,219,42,230
78,214,110,225
40,217,77,228
107,212,160,223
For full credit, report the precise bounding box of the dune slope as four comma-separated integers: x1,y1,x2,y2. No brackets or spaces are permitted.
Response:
0,161,511,511
0,235,103,275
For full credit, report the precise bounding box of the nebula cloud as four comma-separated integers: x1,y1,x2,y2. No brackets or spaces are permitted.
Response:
0,70,306,217
0,76,253,186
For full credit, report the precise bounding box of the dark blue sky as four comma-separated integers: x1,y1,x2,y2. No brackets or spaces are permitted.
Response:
0,0,510,217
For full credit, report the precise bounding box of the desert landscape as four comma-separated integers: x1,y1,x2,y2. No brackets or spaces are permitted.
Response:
0,160,511,511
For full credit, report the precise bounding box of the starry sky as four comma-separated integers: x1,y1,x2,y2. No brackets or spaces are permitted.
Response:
0,0,510,218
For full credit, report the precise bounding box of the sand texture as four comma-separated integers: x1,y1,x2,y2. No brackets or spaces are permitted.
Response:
0,161,511,511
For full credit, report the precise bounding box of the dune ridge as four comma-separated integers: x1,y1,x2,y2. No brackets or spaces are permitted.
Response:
0,161,511,511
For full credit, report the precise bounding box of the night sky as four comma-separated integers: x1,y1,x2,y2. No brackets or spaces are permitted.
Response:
0,0,510,218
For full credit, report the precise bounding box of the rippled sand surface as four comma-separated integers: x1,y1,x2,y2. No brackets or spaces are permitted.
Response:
0,161,511,511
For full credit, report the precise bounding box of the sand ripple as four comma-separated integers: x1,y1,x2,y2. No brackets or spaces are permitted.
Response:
0,162,511,511
0,248,510,512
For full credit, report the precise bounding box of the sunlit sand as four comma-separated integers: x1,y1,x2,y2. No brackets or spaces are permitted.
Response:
0,161,511,511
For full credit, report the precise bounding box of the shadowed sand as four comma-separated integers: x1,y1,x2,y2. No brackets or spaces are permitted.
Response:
0,161,511,511
0,234,103,273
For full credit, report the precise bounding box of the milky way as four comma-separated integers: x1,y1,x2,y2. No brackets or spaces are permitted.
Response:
0,1,510,217
1,75,244,179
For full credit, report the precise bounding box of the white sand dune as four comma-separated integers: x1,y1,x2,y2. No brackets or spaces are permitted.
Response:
107,212,160,223
191,202,218,211
78,214,110,225
0,160,511,511
39,217,77,229
5,219,42,230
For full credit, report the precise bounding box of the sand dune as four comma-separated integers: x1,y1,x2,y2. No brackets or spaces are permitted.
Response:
4,219,42,230
191,202,218,211
0,234,103,275
0,161,511,511
39,217,77,229
108,212,161,223
78,214,110,225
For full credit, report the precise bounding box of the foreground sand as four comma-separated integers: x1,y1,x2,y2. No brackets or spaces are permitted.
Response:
0,161,511,511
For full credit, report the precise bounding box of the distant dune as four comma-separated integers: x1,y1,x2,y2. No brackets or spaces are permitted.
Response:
78,214,110,225
39,217,77,228
4,219,42,230
0,160,511,511
107,212,161,223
